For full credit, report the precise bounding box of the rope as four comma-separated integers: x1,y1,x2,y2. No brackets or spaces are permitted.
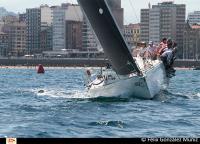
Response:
128,0,139,23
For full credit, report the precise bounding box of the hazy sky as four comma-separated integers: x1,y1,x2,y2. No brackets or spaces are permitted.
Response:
0,0,199,24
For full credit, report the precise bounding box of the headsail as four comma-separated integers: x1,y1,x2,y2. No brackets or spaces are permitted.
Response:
78,0,141,75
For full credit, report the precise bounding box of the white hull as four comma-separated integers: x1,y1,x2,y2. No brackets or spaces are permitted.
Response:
87,59,168,99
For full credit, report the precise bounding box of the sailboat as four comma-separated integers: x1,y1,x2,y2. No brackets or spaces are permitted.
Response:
78,0,169,99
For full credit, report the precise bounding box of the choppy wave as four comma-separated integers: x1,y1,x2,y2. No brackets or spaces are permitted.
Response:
1,69,200,137
88,120,127,128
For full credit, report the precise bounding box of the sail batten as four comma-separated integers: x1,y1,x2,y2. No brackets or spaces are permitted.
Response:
78,0,140,75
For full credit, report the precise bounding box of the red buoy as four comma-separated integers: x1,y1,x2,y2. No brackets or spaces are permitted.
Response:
37,64,45,74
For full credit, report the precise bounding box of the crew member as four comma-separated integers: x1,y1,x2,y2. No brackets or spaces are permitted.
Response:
157,38,168,57
160,39,176,77
144,41,157,60
132,41,147,57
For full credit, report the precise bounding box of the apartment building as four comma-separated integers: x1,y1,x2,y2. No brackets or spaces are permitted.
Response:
183,23,200,59
26,8,41,54
0,32,8,56
188,11,200,25
2,21,26,56
124,23,140,48
52,4,83,51
140,2,185,58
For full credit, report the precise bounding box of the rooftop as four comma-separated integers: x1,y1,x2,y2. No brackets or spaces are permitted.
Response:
125,23,140,29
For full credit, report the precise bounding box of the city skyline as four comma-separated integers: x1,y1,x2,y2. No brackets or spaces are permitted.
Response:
0,0,199,24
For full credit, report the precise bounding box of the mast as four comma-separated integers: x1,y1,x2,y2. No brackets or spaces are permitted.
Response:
78,0,141,75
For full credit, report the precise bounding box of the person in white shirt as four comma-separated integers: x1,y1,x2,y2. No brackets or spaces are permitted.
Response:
132,41,146,57
144,41,157,59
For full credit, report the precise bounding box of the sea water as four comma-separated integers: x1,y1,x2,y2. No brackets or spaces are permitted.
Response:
0,68,200,137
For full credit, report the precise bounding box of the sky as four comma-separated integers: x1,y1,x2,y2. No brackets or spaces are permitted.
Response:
0,0,199,24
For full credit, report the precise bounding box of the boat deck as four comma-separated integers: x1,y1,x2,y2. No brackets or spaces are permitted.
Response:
134,57,162,74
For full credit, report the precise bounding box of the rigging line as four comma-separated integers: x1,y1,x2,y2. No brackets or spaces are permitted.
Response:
128,0,139,23
124,18,129,26
122,0,133,25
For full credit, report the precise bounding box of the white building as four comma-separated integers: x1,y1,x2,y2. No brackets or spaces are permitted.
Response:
149,7,160,44
188,11,200,25
52,3,83,51
140,9,150,43
40,5,53,26
82,16,100,51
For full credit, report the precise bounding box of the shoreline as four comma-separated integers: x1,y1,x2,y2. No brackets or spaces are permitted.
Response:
0,65,194,70
0,65,101,69
0,58,199,68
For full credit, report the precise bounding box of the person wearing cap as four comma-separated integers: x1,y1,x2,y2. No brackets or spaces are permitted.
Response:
144,41,157,59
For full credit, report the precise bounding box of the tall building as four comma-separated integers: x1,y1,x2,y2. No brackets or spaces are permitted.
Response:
40,5,53,26
26,5,55,54
140,9,150,43
40,5,54,52
82,0,124,51
19,13,26,22
0,32,8,56
188,11,200,25
52,4,83,51
26,8,41,54
2,21,27,56
40,24,53,52
124,23,140,48
65,21,82,49
149,7,160,43
140,2,186,58
107,0,124,30
52,6,66,51
82,16,100,51
183,22,200,60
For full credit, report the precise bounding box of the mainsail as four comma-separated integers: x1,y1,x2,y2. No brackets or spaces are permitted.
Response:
78,0,141,75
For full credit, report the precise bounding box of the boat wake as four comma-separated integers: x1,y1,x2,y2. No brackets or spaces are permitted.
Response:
31,87,163,102
28,87,141,102
33,88,131,101
30,85,200,102
32,88,89,99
